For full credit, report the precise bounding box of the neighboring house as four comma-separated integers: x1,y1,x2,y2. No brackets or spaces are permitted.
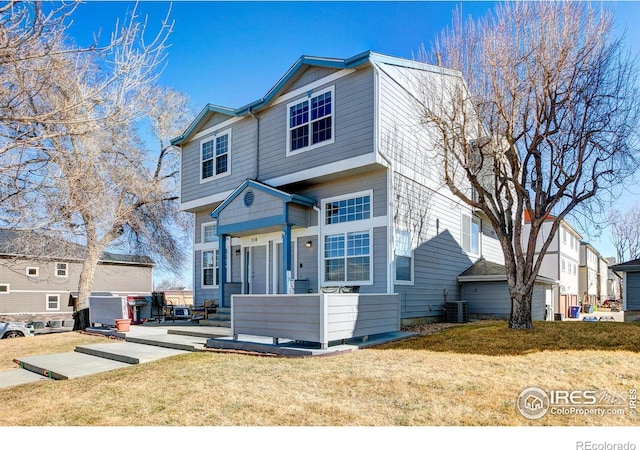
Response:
171,51,508,325
579,241,600,306
0,229,154,319
610,259,640,321
522,213,581,318
606,257,622,301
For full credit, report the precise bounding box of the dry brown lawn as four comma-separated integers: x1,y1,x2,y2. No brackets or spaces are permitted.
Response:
1,322,639,426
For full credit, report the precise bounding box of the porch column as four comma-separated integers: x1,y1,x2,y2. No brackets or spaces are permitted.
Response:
282,224,293,294
218,234,228,307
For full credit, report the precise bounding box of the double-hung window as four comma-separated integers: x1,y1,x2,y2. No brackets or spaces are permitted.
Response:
201,130,231,181
462,213,481,255
202,250,219,288
287,86,334,154
322,191,372,285
46,294,60,310
55,262,68,278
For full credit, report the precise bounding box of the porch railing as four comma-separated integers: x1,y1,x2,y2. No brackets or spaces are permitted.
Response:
231,293,401,349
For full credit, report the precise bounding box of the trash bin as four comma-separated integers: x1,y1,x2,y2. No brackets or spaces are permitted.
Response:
582,304,594,314
569,306,581,319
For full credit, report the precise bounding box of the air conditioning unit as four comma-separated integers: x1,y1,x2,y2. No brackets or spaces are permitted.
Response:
445,301,469,323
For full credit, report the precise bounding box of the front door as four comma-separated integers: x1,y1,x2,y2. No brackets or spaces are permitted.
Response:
245,245,267,294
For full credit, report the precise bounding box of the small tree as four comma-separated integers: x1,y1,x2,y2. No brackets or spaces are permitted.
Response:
416,2,640,329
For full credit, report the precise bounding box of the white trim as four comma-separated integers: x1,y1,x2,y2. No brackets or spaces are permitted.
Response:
321,189,373,226
0,283,9,294
286,85,335,157
201,220,217,245
26,266,39,277
272,69,354,107
461,212,481,257
200,129,232,183
45,293,60,311
180,153,377,212
191,115,244,144
321,228,374,287
394,253,414,286
201,249,219,289
54,262,68,278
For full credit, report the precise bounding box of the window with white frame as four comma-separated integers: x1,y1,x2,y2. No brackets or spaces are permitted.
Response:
202,221,217,244
201,131,231,181
55,262,68,278
325,193,371,225
46,294,60,310
202,250,219,287
0,283,9,294
324,231,370,283
394,229,413,283
287,86,334,154
26,267,39,277
461,213,480,255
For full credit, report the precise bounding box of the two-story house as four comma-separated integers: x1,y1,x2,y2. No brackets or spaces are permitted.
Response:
579,241,600,306
522,212,581,318
172,51,509,326
0,229,154,321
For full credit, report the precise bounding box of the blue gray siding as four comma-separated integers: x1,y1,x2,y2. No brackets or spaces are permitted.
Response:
627,273,640,310
461,281,549,321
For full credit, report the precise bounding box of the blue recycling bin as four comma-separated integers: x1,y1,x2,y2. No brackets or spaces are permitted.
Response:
569,306,581,319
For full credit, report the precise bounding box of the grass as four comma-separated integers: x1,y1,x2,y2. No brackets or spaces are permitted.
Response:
1,321,640,426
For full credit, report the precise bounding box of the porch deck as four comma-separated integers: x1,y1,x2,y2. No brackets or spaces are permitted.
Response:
228,293,402,350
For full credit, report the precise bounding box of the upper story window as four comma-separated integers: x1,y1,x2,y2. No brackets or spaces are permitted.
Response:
287,86,334,155
0,283,9,294
26,267,39,277
201,130,231,182
462,213,480,255
55,262,68,278
324,193,371,225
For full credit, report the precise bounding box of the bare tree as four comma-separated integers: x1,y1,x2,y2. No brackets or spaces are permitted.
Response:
415,2,640,328
609,205,640,263
0,2,194,329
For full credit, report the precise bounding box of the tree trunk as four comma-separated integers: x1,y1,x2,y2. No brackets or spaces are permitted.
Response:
509,286,534,330
72,243,102,331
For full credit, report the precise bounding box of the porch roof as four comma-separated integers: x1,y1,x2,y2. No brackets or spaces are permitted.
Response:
210,179,316,237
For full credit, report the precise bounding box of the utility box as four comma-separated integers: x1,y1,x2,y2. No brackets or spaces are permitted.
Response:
445,301,469,323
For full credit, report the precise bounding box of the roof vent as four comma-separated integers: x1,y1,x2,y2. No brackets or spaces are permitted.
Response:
243,190,255,207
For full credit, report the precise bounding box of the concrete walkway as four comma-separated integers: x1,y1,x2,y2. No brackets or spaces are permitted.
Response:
1,322,413,389
0,323,229,389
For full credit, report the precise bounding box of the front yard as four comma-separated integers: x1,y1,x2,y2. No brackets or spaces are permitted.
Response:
1,321,639,426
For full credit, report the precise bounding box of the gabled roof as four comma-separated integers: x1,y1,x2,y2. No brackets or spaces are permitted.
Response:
210,179,316,220
0,229,154,266
171,50,459,146
457,258,557,285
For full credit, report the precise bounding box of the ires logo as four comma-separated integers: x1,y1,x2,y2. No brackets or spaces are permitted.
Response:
517,387,633,419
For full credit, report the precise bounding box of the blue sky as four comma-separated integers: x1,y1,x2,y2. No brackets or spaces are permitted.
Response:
67,1,640,271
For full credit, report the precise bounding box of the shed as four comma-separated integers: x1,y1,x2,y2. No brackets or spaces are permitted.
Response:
457,259,556,321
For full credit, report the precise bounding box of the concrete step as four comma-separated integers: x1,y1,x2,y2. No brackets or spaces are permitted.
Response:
125,333,209,351
75,342,188,364
0,367,51,388
15,352,131,380
198,319,231,328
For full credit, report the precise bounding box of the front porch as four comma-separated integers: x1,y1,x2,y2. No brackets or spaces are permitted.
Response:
206,292,402,351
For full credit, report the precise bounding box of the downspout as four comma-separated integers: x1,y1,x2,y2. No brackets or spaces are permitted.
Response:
249,108,260,180
313,205,322,293
371,59,395,295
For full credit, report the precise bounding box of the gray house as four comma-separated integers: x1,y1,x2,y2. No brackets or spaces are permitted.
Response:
172,51,508,329
0,229,154,320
